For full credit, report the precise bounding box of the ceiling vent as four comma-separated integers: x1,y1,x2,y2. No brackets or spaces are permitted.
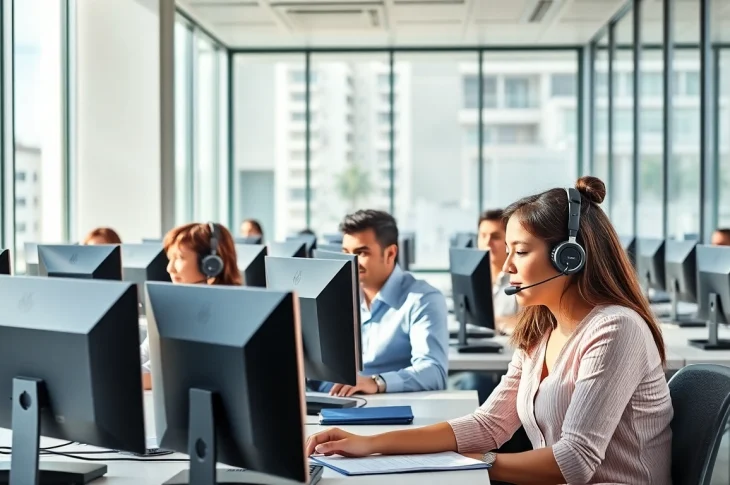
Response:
272,3,386,31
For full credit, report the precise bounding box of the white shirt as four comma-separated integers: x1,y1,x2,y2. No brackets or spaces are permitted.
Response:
492,271,519,318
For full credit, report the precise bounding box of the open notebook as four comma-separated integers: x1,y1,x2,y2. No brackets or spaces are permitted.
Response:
310,452,491,476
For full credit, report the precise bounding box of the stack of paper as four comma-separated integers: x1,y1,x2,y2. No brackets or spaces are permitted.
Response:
310,452,491,476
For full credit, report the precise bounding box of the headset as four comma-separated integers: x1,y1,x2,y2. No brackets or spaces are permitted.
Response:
550,187,586,275
200,222,224,279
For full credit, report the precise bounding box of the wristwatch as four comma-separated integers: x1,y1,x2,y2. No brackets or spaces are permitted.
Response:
371,374,387,393
481,452,497,466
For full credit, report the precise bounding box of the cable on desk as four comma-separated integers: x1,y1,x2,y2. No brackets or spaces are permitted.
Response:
0,441,75,452
36,449,189,463
351,396,368,408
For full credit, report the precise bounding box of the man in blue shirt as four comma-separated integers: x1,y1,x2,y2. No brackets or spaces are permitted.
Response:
316,209,449,396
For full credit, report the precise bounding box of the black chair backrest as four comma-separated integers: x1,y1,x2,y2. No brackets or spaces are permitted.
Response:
669,364,730,485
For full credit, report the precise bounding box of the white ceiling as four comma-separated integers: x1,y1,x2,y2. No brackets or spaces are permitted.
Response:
177,0,635,48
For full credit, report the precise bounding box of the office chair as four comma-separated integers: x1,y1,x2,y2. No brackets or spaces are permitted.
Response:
669,364,730,485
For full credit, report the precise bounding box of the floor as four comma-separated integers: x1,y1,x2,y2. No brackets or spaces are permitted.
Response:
712,429,729,484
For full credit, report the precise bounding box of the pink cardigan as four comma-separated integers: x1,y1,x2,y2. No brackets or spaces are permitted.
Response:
448,305,673,484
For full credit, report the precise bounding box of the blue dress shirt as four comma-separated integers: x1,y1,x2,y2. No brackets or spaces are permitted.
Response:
314,265,449,393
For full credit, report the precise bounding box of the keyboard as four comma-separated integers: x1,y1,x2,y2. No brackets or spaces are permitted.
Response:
309,464,324,485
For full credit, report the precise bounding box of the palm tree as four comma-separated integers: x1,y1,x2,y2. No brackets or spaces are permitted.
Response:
336,164,373,212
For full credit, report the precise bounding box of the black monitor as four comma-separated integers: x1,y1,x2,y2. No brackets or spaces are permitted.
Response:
265,257,359,414
664,240,704,326
145,283,312,485
235,244,267,287
235,236,263,245
316,243,342,253
312,249,363,372
0,276,145,483
286,234,317,257
38,244,122,280
322,233,343,245
401,231,416,264
619,235,637,268
449,248,502,354
691,244,730,350
0,249,10,275
398,237,412,271
636,238,670,304
120,244,171,315
451,232,477,249
268,241,307,259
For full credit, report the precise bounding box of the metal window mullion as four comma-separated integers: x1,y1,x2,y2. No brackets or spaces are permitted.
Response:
607,23,615,216
227,52,234,230
662,0,673,239
699,0,714,243
305,51,311,228
477,50,484,214
3,0,15,260
389,50,395,215
187,27,196,222
632,0,642,237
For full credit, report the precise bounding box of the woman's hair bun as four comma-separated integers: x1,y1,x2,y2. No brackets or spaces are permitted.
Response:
575,176,606,205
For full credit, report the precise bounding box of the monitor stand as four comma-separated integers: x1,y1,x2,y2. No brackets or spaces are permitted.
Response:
164,388,292,485
453,295,502,354
0,378,107,485
689,293,730,350
305,393,357,416
667,284,705,328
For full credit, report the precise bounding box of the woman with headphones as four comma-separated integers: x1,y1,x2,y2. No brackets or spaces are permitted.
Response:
305,177,672,484
141,222,241,388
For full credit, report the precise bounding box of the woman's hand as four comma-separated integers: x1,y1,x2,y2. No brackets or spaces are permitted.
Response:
305,428,376,457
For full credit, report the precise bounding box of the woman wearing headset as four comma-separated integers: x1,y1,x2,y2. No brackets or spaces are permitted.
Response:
141,222,241,388
306,176,672,484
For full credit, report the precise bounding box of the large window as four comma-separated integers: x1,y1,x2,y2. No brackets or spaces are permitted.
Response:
668,9,701,239
309,53,390,237
11,0,68,272
174,20,192,224
637,0,664,238
233,54,305,241
611,13,635,236
714,6,730,228
392,53,479,269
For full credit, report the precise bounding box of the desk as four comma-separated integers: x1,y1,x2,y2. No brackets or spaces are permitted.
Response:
0,390,486,485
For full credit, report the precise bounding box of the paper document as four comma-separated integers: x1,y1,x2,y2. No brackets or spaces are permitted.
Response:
310,452,491,476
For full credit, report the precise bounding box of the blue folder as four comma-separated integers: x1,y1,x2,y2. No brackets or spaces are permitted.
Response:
319,405,414,425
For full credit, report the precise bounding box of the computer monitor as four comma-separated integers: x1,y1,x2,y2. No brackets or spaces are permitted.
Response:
619,235,637,268
322,233,343,245
265,257,359,414
312,249,363,371
691,244,730,350
268,241,307,259
451,232,477,249
235,236,263,245
636,238,670,304
664,240,704,326
398,237,412,271
38,244,122,280
235,244,267,287
0,249,10,275
316,243,342,253
145,283,311,485
286,234,317,257
120,244,171,315
0,276,145,483
401,231,416,264
449,248,502,354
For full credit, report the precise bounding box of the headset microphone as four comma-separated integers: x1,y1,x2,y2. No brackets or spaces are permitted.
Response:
503,271,567,296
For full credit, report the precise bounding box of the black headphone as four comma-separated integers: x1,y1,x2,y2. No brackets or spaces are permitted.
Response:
550,187,586,275
199,222,224,279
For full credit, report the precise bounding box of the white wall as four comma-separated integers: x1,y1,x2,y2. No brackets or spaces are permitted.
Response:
75,0,162,242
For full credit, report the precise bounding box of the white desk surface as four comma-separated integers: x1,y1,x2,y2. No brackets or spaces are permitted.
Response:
0,390,486,485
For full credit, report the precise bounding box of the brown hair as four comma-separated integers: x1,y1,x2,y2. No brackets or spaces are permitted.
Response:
241,219,264,237
504,176,666,365
479,209,505,226
163,223,242,286
83,227,122,245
